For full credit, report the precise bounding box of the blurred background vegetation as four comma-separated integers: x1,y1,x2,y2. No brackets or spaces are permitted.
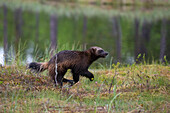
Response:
0,0,170,67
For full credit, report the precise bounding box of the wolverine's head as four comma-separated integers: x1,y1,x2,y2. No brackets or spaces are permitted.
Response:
90,46,108,58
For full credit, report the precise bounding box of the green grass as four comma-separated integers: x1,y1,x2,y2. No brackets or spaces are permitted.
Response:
0,63,169,112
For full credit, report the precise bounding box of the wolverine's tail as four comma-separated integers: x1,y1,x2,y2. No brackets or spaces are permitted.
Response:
28,62,48,73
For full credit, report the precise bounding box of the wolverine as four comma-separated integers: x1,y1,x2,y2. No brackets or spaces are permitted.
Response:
28,46,108,87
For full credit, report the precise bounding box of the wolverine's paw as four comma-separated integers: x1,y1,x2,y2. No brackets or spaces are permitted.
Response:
90,78,94,81
68,80,74,86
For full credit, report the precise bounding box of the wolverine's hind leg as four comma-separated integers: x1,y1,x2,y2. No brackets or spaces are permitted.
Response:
48,64,56,85
48,63,72,87
48,63,65,87
54,64,68,87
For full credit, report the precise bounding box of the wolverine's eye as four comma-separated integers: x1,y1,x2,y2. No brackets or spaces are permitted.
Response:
98,50,104,53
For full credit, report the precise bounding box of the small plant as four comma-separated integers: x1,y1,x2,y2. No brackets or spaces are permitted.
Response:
109,62,120,93
108,85,121,112
164,55,168,65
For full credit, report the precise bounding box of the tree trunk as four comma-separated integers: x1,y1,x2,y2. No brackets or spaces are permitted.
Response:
112,17,122,63
3,4,8,64
14,8,22,61
134,18,140,63
15,8,22,41
140,20,151,61
82,16,87,50
141,20,151,42
72,17,77,43
35,12,39,42
160,19,167,63
50,14,57,57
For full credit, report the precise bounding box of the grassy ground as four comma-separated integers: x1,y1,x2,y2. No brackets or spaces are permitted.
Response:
0,63,169,112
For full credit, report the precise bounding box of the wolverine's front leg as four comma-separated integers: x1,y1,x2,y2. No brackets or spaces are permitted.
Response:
73,73,80,84
81,71,94,81
63,78,74,86
70,70,80,85
63,74,79,86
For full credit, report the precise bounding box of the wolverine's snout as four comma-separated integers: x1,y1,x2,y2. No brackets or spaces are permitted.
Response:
100,51,108,58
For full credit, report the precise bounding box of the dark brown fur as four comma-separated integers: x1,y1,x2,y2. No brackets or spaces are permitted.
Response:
29,47,108,87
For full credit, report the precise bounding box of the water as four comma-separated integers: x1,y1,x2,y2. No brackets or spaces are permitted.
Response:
0,48,4,65
0,4,170,66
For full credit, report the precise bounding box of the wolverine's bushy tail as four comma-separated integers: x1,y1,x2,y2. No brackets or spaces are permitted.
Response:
28,62,48,73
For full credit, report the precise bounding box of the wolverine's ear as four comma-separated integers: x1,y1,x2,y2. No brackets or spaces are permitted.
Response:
90,47,96,53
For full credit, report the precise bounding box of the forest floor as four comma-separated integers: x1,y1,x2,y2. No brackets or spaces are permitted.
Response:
0,64,170,112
